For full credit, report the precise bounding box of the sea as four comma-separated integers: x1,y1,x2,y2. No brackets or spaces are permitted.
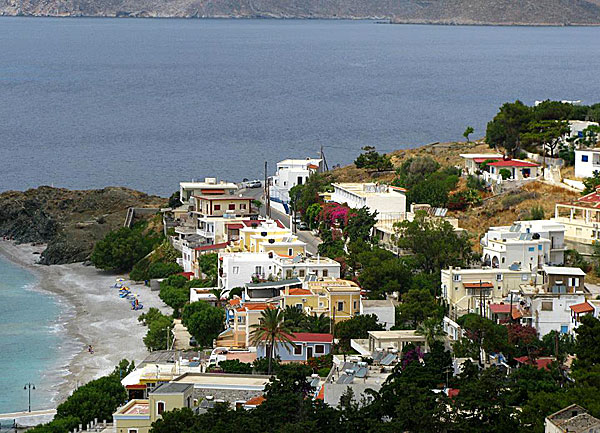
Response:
1,18,600,197
0,255,67,415
1,18,600,414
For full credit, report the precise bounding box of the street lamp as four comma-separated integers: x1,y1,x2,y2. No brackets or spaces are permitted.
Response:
24,383,35,412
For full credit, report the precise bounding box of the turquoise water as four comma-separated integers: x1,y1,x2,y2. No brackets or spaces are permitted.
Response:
0,256,64,414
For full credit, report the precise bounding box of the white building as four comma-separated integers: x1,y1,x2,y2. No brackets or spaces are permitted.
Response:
218,252,274,294
360,299,396,330
272,255,341,281
218,252,341,295
179,178,238,204
270,158,323,213
481,220,565,271
483,159,540,184
330,183,407,215
575,148,600,178
459,153,503,175
441,266,534,320
568,120,599,141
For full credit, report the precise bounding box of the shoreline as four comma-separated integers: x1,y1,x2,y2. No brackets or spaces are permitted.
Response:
0,241,172,408
1,15,599,27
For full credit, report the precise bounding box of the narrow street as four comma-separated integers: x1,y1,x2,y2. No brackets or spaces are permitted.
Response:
239,187,321,255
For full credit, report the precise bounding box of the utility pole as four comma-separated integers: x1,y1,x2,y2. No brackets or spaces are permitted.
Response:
264,161,271,218
320,144,329,172
24,383,35,412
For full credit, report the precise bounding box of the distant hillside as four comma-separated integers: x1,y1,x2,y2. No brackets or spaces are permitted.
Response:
2,0,600,24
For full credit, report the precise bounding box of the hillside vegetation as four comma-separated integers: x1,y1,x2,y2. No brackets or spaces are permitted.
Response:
2,0,600,24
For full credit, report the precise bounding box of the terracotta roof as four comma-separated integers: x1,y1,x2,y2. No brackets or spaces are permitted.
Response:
226,223,245,230
245,396,266,406
229,298,241,306
238,303,276,312
489,303,512,314
194,242,229,251
390,186,407,192
285,333,334,343
288,288,312,296
512,309,523,320
463,282,494,289
570,302,594,314
316,386,325,400
514,356,554,370
307,164,319,170
177,272,195,280
447,388,460,398
488,159,539,167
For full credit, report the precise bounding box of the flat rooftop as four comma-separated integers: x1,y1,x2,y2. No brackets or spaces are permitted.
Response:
119,401,149,416
368,330,426,341
333,183,403,197
172,373,271,390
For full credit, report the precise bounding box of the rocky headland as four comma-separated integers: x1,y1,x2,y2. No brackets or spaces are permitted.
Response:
0,186,164,265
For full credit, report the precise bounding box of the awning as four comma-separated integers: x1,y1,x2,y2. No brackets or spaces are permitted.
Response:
570,302,594,314
463,282,494,289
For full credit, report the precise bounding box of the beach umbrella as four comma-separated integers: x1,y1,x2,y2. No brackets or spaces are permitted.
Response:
116,278,125,282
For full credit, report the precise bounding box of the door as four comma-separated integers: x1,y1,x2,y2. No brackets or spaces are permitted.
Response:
307,346,313,359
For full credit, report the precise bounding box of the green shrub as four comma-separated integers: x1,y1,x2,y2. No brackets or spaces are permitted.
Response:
318,367,331,377
91,223,162,272
500,191,538,209
529,205,545,220
499,168,512,180
219,360,253,374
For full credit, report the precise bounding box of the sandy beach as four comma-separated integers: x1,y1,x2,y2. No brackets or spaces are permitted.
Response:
0,240,172,407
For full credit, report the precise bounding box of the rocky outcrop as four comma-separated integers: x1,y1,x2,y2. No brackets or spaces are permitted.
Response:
0,186,164,265
1,0,600,24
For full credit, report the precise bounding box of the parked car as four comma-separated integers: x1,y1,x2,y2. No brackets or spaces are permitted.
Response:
247,180,262,188
297,222,309,231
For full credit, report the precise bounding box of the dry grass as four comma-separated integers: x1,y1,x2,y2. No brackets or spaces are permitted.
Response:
451,181,579,251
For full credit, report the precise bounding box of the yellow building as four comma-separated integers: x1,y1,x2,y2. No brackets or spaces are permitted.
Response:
217,301,276,349
114,383,195,433
232,219,306,257
281,279,361,324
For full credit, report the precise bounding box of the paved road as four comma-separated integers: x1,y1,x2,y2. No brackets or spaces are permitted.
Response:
239,187,321,255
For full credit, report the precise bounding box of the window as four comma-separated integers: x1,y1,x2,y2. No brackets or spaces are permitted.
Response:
228,204,235,210
522,274,529,281
288,248,293,256
568,277,580,287
322,269,328,277
528,247,535,252
582,154,589,162
541,302,553,311
294,344,303,355
561,325,569,334
286,270,293,278
353,300,357,310
496,274,503,281
538,245,542,251
502,257,506,264
157,401,165,415
452,274,461,282
233,266,240,275
214,204,221,211
255,266,262,274
299,269,305,278
297,176,303,185
128,430,139,433
337,301,344,312
315,344,325,354
295,303,303,310
241,203,247,209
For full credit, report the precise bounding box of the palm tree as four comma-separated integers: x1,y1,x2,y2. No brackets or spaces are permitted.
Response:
416,317,445,349
250,308,294,374
306,313,332,334
209,288,227,307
